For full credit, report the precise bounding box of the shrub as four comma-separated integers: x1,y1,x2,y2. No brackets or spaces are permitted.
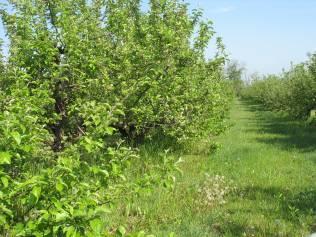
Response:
0,0,231,235
242,54,316,119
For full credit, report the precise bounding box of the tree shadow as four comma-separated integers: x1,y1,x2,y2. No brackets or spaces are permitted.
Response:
242,186,316,215
212,100,316,236
209,218,277,237
239,99,267,113
209,185,316,236
241,100,316,154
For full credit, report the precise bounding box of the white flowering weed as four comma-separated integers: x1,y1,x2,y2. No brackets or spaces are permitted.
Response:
197,174,237,207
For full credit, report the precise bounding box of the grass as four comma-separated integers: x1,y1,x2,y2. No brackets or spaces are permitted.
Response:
110,100,316,237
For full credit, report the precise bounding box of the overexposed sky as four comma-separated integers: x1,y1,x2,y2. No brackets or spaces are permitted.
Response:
0,0,315,75
186,0,316,75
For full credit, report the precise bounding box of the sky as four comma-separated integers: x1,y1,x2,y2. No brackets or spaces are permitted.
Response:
186,0,316,75
0,0,315,75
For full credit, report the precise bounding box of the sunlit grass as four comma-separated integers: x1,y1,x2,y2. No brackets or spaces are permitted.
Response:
109,100,316,236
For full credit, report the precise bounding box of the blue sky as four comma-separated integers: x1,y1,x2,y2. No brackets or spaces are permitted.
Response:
0,0,315,75
186,0,316,75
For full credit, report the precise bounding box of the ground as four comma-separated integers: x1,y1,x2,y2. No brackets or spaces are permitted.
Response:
113,100,316,237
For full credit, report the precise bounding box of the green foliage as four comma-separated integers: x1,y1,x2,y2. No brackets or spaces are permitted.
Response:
242,54,316,119
225,60,245,97
0,0,231,235
105,101,316,236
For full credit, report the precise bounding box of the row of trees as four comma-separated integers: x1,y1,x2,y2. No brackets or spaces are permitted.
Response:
0,0,232,235
242,54,316,119
225,60,245,97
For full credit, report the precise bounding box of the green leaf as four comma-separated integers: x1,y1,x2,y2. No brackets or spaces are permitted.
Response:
11,131,22,145
84,143,93,153
55,212,69,222
56,178,67,193
1,177,9,188
31,186,42,202
99,169,109,177
0,205,13,217
56,182,64,193
0,152,12,165
64,226,76,237
38,210,50,221
13,223,25,235
0,214,6,225
89,218,102,233
21,145,31,152
52,199,63,210
116,226,126,236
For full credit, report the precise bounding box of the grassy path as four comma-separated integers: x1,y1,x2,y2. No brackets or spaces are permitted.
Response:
197,100,316,236
120,100,316,236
